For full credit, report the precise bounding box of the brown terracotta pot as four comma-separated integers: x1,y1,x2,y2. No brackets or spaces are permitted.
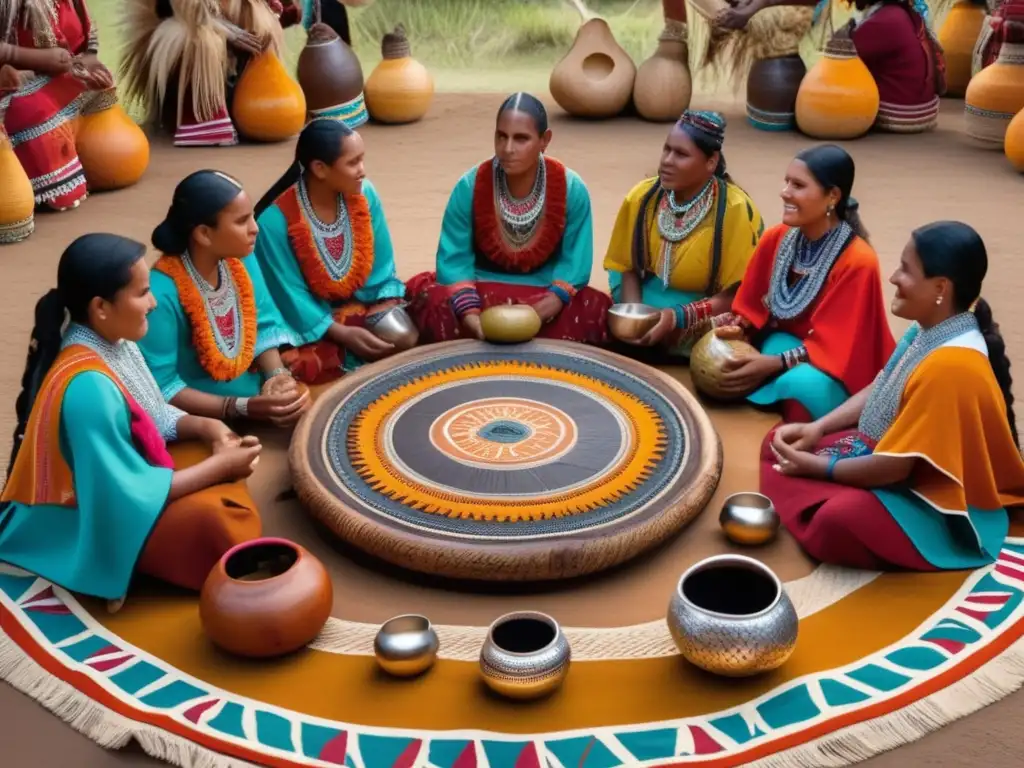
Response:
746,55,806,131
199,537,333,658
297,22,365,113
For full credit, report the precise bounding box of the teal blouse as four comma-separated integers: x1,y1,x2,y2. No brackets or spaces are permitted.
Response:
0,373,173,600
253,179,406,346
436,164,595,289
139,255,295,400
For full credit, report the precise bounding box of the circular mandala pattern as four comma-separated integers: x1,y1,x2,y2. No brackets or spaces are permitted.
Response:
292,340,722,581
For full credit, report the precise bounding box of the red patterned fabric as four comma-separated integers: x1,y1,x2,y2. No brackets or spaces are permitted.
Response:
279,304,369,386
405,271,611,345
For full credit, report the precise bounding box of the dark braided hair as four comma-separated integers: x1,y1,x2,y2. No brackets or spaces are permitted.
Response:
496,92,549,135
911,221,1018,447
5,234,148,477
795,144,869,242
629,110,732,295
254,118,355,217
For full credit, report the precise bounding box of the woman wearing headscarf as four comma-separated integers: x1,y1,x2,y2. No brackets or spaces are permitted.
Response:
603,110,765,355
713,144,896,422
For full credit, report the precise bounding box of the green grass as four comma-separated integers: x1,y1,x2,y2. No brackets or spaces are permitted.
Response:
91,0,668,93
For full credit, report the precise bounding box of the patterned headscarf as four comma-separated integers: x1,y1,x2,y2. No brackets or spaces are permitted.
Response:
677,110,727,153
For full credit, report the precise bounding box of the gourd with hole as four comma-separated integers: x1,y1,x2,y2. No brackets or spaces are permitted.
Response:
795,35,879,140
0,66,33,244
297,21,368,127
75,91,150,192
550,18,636,119
964,22,1024,149
938,0,987,97
232,51,307,142
365,24,434,124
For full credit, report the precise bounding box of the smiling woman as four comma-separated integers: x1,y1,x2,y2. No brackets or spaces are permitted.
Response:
711,144,896,422
406,91,612,345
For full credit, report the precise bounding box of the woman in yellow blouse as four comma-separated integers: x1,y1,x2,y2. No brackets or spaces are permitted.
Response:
604,110,764,354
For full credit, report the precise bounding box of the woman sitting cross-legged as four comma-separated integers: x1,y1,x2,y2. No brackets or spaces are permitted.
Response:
764,221,1024,571
0,234,262,601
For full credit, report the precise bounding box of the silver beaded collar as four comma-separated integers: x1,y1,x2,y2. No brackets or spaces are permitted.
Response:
858,312,980,441
297,177,355,281
493,155,546,246
180,251,243,360
768,222,854,320
62,323,184,441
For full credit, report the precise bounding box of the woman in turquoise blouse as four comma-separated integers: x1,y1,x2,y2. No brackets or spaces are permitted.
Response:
253,118,406,384
139,170,310,428
406,92,611,345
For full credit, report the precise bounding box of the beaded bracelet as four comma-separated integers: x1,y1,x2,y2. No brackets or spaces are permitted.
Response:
450,286,482,318
235,397,250,417
672,305,686,329
676,298,713,330
780,345,809,371
222,396,236,420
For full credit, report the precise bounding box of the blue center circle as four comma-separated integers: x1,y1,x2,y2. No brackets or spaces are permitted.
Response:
477,419,533,444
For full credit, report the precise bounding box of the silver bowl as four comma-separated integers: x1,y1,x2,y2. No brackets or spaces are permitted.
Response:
479,611,571,700
607,302,661,342
366,305,419,350
668,554,798,677
719,492,780,546
373,614,439,677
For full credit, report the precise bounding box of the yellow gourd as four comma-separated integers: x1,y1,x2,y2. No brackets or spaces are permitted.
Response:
550,18,636,119
1005,108,1024,172
0,66,34,244
964,33,1024,149
633,19,691,122
75,91,150,192
365,25,434,124
938,0,986,98
795,35,879,140
232,51,307,142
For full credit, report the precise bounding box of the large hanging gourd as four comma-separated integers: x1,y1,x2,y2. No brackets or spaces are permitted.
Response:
633,0,691,122
964,21,1024,149
364,24,434,124
297,1,368,129
75,90,150,192
795,35,879,140
1006,108,1024,171
232,50,307,142
0,66,33,244
938,0,987,97
550,18,637,119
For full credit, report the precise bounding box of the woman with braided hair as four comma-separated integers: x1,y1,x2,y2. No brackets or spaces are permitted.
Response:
764,221,1024,571
603,109,764,356
714,144,896,422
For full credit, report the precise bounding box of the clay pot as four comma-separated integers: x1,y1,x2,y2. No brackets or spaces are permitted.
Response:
0,67,33,244
795,35,879,139
747,55,806,131
550,18,637,119
689,330,760,401
633,21,691,122
365,24,434,124
964,30,1024,149
938,0,986,97
232,51,307,142
1005,108,1024,171
298,22,368,127
199,537,333,658
75,91,150,192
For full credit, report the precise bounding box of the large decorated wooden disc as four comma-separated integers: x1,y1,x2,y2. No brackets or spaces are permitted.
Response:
290,340,722,581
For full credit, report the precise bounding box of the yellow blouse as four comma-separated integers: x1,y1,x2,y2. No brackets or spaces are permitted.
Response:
603,177,764,294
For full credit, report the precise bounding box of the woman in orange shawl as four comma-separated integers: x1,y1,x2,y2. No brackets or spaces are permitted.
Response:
765,221,1024,570
714,144,896,422
0,234,262,602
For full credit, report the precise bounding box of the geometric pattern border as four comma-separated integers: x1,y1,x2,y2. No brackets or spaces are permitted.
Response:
4,542,1024,767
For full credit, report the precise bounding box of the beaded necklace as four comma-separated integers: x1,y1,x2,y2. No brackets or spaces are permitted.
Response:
655,180,716,287
493,155,546,247
62,323,183,440
858,312,979,441
767,222,853,320
181,251,241,360
297,177,355,281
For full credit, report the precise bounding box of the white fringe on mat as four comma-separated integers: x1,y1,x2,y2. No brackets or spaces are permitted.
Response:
4,616,1024,768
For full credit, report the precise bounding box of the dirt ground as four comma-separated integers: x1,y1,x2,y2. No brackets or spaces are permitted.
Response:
2,93,1024,766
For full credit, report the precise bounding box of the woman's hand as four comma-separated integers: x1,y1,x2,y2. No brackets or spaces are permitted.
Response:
531,292,564,324
637,308,677,347
229,29,264,56
773,422,824,453
461,312,485,340
248,389,311,428
214,442,263,482
74,54,113,89
769,438,828,479
261,373,298,396
718,352,782,395
715,0,762,29
335,325,396,360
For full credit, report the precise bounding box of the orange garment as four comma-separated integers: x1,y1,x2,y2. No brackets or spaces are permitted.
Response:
732,223,896,396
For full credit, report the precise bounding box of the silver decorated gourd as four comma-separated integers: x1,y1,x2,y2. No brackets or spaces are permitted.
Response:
479,611,570,700
668,554,798,677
